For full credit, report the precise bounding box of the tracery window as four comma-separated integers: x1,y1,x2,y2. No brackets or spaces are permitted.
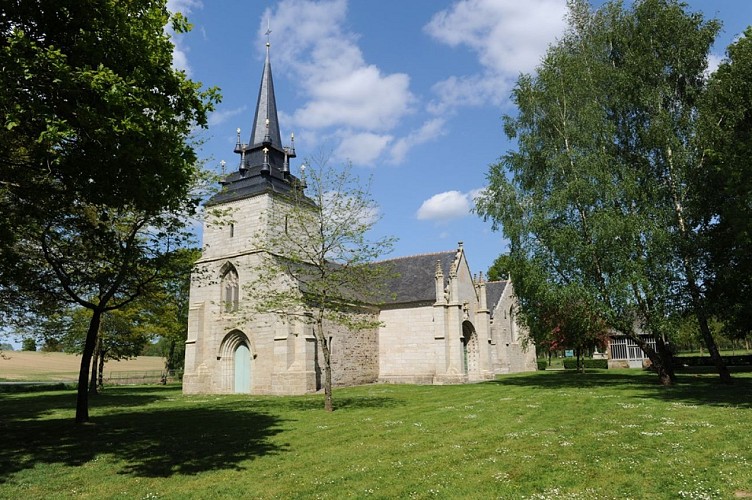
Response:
221,264,239,312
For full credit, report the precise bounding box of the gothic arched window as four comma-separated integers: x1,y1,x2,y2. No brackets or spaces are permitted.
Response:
221,264,239,312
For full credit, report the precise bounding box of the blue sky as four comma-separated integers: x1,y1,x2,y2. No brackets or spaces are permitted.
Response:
168,0,751,277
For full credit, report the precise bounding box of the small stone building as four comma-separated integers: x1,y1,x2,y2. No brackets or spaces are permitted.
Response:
182,42,536,395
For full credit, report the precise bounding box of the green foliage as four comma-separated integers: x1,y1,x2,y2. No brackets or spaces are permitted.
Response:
0,343,13,351
21,337,36,351
132,247,198,372
0,0,219,422
676,355,752,367
536,360,547,370
562,358,608,370
476,0,731,384
697,28,752,339
49,305,151,391
487,253,512,281
0,382,73,394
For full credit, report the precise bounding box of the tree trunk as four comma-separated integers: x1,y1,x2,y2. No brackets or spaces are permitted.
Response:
665,149,731,384
696,310,732,384
315,318,334,412
97,348,105,390
76,310,102,423
630,333,675,386
88,337,99,395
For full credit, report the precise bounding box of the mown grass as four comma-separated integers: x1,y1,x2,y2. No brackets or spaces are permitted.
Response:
2,370,751,499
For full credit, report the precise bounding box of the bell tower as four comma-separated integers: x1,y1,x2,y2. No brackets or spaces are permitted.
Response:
183,38,317,395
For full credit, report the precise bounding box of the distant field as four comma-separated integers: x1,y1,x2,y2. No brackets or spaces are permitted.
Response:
0,351,164,381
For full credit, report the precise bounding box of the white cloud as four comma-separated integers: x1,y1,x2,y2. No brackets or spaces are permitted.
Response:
425,0,566,76
261,0,416,165
424,0,567,114
334,132,393,166
166,0,203,75
208,106,247,127
417,189,482,221
166,0,202,13
209,106,248,126
390,118,446,164
427,74,510,115
294,67,411,131
706,52,723,77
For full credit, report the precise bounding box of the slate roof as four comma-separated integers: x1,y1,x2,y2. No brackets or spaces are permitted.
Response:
207,42,302,206
374,251,457,305
207,165,303,206
485,280,508,318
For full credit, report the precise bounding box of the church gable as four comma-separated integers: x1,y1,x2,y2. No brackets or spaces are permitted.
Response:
485,281,508,318
451,245,480,306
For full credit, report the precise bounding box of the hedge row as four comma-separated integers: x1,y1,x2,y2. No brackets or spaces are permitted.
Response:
562,358,609,369
676,355,752,367
0,382,74,394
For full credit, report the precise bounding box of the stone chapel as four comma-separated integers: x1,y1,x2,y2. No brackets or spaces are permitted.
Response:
182,41,537,395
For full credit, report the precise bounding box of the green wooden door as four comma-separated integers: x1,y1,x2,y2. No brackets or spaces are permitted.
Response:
234,344,251,393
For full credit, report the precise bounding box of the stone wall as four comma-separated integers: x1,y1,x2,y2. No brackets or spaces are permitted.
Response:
490,282,538,374
324,316,379,387
378,305,438,383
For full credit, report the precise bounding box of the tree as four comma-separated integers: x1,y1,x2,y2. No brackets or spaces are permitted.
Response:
135,247,199,375
696,28,752,342
487,253,512,282
0,0,218,422
245,159,396,411
64,305,152,393
21,337,36,351
477,0,730,385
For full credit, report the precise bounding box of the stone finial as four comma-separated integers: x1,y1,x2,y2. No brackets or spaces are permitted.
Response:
435,259,443,277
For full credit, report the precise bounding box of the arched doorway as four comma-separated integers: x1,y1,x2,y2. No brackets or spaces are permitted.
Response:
218,330,253,393
462,321,479,376
234,343,251,393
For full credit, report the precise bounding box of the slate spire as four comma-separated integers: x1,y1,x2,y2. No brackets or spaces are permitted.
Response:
208,37,301,206
249,41,283,152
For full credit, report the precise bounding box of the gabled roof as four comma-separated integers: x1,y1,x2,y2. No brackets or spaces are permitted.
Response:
374,251,456,305
485,280,508,318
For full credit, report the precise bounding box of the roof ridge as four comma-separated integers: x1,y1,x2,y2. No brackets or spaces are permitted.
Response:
373,250,455,264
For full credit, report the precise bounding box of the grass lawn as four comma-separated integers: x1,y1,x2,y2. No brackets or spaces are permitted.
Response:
2,370,751,499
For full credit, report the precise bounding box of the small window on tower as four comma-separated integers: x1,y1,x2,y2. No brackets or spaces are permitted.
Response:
220,264,239,313
230,223,235,238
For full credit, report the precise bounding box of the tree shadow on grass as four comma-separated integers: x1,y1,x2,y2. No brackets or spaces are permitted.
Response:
489,370,752,409
0,386,169,423
247,394,403,412
0,389,287,482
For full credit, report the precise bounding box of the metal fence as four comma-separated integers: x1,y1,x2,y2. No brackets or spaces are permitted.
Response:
103,370,183,385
